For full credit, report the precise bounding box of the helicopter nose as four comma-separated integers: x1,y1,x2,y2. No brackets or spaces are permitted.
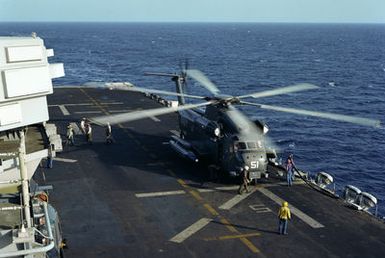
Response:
241,152,266,170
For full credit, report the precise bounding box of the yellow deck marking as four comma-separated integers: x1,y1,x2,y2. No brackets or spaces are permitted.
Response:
240,237,260,253
189,190,203,201
218,219,260,253
204,232,261,241
177,179,187,187
203,203,219,216
80,88,110,115
220,218,238,233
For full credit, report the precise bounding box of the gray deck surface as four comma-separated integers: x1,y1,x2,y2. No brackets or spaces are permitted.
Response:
35,87,385,258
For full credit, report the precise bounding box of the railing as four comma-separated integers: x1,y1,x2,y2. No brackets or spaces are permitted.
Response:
0,202,54,258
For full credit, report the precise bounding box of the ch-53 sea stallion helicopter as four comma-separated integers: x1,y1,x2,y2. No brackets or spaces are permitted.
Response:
91,67,381,182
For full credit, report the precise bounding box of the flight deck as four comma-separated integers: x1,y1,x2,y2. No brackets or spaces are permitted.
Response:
35,86,385,258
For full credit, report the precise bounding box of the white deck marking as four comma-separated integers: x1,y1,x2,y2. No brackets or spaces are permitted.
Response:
257,187,324,228
136,186,240,196
197,186,239,193
150,116,161,122
49,102,123,107
58,105,70,116
249,204,272,214
169,218,212,243
109,110,134,113
74,111,102,114
49,103,93,107
218,189,256,210
99,102,124,105
215,186,239,191
272,181,306,186
169,130,179,136
135,190,186,198
53,157,78,163
197,188,215,193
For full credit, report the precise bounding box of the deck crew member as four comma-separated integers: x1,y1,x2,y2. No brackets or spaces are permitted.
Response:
289,154,297,180
238,166,250,194
66,123,75,146
278,201,291,235
86,124,93,144
105,122,114,144
46,144,54,168
286,154,296,186
80,118,86,134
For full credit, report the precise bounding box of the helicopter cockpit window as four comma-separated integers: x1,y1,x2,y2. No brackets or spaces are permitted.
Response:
247,142,257,149
235,142,247,150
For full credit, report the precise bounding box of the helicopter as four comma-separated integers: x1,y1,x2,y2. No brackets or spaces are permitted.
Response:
91,67,381,181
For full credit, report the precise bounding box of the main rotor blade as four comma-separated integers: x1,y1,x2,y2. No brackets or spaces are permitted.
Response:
240,101,381,128
145,72,178,77
238,83,319,99
90,101,213,126
128,87,206,100
186,69,221,95
226,106,280,151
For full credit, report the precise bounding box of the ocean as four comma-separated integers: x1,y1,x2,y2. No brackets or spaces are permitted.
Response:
1,22,384,215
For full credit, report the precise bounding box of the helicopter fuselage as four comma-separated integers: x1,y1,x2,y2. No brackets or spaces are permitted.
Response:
172,104,268,180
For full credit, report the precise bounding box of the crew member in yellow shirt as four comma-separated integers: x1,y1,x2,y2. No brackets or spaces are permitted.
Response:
278,201,291,235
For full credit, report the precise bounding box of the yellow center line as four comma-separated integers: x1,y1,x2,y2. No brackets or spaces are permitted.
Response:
177,179,188,187
203,203,219,216
220,218,238,233
204,232,261,241
240,237,260,253
80,89,161,157
220,233,260,240
189,190,203,201
79,88,110,115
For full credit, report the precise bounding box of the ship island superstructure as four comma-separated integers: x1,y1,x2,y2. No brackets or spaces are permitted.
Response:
0,35,64,257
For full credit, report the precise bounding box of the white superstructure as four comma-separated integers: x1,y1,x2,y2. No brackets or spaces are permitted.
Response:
0,35,64,131
0,35,65,258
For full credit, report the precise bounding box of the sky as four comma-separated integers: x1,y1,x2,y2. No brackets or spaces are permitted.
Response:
0,0,384,23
